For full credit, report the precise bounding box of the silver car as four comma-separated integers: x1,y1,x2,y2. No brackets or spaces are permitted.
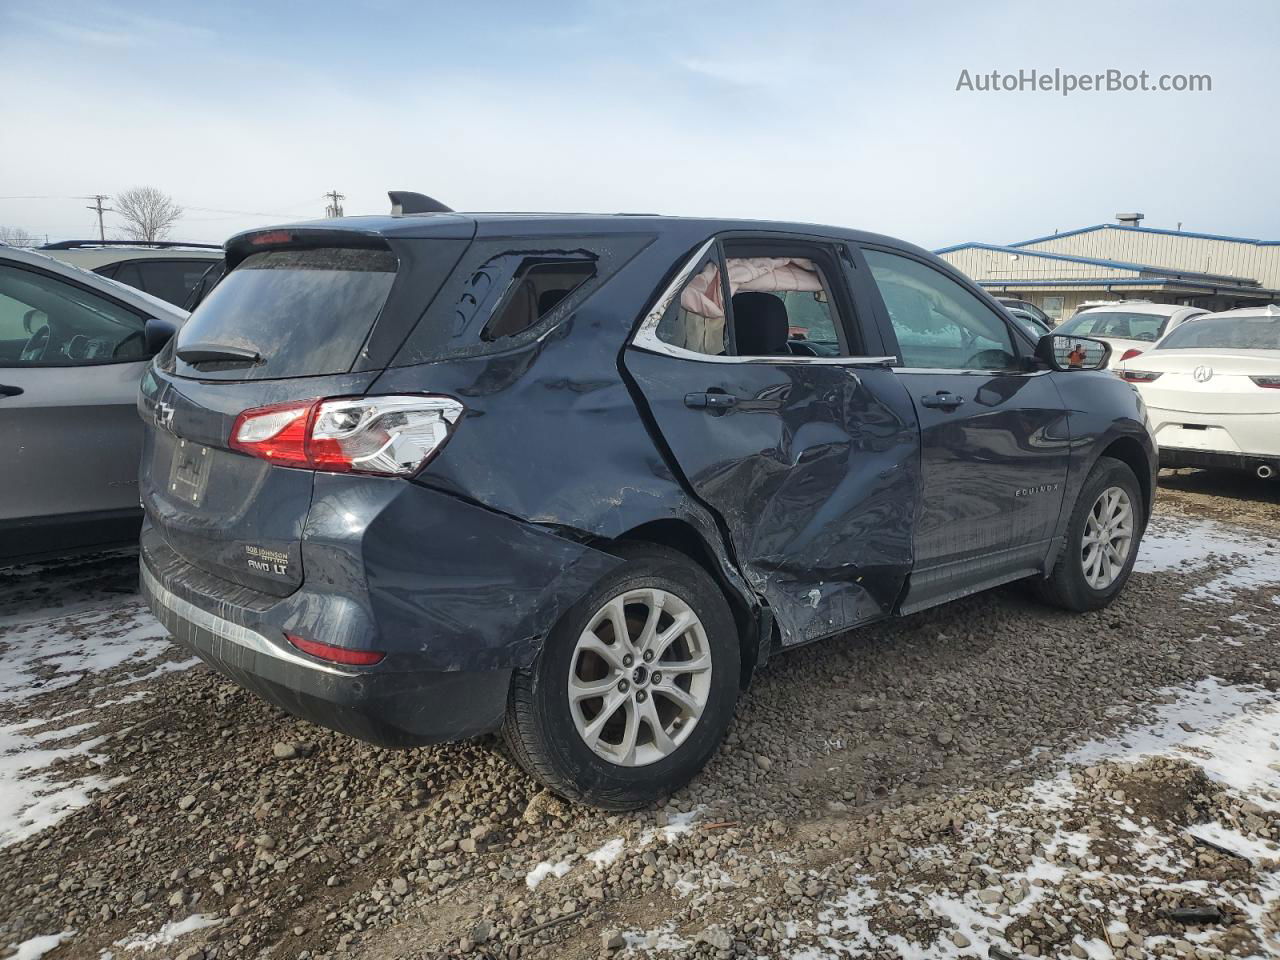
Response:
0,245,186,562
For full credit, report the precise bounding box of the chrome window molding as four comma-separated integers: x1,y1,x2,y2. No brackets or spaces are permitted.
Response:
631,239,896,368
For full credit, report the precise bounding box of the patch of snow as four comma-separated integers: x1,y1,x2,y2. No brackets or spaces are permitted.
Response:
586,837,624,868
1064,677,1272,765
639,807,703,846
524,858,573,890
0,718,122,847
8,930,75,960
799,681,1280,960
0,601,173,704
114,914,222,951
110,657,200,687
1136,518,1280,602
621,923,690,952
1070,935,1114,959
1186,821,1280,864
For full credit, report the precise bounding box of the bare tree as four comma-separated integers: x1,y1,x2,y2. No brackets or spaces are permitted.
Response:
113,187,184,242
0,225,40,247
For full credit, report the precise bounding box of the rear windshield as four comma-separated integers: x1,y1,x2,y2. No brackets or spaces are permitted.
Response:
1056,310,1169,342
172,247,396,379
1156,315,1280,351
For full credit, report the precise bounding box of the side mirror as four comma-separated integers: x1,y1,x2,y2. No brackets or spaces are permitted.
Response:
144,316,179,357
1036,333,1111,371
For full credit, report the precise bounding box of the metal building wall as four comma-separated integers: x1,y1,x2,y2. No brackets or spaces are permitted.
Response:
1017,228,1280,286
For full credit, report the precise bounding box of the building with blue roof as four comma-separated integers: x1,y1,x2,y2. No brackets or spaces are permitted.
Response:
936,215,1280,321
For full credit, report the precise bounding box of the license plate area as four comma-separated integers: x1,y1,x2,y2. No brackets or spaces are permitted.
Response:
168,438,212,505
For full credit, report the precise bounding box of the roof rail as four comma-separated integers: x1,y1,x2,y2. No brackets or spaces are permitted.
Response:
40,240,222,251
388,191,454,215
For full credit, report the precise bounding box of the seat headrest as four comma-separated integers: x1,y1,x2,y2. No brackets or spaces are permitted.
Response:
732,292,790,356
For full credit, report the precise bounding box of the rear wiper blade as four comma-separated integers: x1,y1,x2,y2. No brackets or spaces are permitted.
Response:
176,342,262,366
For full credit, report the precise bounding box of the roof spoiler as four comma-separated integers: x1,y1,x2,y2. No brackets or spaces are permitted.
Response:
388,191,454,215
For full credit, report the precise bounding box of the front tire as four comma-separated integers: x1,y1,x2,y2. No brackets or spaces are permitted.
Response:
503,543,740,810
1034,456,1144,612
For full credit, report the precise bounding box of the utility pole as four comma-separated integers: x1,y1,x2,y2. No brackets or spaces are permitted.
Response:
323,190,345,218
82,194,112,241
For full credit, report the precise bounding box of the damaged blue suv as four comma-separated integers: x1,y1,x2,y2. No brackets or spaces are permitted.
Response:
139,199,1156,808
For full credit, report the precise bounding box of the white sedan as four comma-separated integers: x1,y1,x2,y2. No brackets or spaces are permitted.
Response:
1116,305,1280,477
1054,302,1207,366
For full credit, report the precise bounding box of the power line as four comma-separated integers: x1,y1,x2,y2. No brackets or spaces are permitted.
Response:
183,204,318,218
323,190,344,218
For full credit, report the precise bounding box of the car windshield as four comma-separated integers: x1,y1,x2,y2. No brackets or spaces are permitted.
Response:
1056,310,1170,342
1156,315,1280,350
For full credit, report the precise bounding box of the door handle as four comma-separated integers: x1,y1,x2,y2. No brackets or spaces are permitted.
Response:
920,392,964,409
0,384,22,398
685,391,738,410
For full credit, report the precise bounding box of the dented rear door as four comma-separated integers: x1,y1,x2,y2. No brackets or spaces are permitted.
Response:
623,235,921,647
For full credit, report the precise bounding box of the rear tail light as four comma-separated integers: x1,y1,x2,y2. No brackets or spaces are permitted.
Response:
1119,348,1144,362
1119,370,1163,383
286,634,384,666
230,395,462,475
1250,376,1280,389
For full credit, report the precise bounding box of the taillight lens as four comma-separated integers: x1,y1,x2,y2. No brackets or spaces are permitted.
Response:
1250,376,1280,389
229,400,313,467
286,634,384,666
230,395,462,475
1119,348,1144,362
1119,370,1163,383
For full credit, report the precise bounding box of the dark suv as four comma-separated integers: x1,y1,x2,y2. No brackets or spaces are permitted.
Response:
139,211,1156,808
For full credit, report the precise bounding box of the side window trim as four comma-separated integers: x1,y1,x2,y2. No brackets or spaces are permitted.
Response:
856,242,1033,373
631,236,895,367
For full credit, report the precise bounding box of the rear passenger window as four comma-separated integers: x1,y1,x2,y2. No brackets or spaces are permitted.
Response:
657,249,848,358
482,259,595,341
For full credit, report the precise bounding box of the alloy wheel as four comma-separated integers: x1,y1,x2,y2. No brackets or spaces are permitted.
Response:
1081,485,1134,589
567,588,713,767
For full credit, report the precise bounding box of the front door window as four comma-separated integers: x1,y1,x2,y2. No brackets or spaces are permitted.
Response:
862,250,1017,370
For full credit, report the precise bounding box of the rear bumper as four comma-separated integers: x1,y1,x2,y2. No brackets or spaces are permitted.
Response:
139,477,623,746
1149,409,1280,462
1159,447,1278,474
141,555,510,746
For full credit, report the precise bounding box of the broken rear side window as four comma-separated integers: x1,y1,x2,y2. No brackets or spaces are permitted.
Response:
482,259,596,341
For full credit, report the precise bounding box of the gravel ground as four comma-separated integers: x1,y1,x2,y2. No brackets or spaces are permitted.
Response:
1,471,1278,960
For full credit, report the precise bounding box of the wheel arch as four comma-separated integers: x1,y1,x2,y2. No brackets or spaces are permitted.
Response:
602,518,769,689
1096,434,1155,522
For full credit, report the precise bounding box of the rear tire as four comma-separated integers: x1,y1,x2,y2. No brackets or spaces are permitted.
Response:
1034,456,1144,612
503,543,740,810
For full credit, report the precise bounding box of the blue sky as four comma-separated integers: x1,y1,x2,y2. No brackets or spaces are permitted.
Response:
2,0,1278,247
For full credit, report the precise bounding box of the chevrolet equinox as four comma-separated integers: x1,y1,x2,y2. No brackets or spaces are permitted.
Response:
139,204,1156,809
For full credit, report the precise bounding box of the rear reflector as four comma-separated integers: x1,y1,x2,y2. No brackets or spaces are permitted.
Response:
1119,348,1144,362
1119,370,1162,383
230,394,463,475
286,634,385,666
